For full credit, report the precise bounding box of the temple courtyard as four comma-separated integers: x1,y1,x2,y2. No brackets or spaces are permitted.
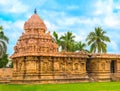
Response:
0,82,120,91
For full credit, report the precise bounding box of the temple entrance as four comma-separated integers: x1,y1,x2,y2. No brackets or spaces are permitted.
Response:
86,59,90,73
110,60,116,73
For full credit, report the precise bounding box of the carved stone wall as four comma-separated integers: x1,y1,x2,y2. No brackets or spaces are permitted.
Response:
0,68,13,83
9,13,120,84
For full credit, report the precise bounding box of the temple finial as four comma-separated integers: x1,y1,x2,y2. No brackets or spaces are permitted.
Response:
34,8,37,14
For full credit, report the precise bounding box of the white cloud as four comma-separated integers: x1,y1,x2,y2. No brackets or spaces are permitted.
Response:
74,32,86,42
93,0,120,28
10,2,28,13
0,0,10,5
0,19,24,54
66,5,79,10
44,14,92,42
0,0,29,14
107,41,119,53
94,0,113,16
44,17,87,42
104,15,120,28
44,20,58,32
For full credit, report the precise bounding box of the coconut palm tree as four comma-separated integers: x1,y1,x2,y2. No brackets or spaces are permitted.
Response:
86,27,110,53
75,41,86,51
52,31,62,51
0,26,9,58
52,31,61,46
0,54,9,68
60,31,75,52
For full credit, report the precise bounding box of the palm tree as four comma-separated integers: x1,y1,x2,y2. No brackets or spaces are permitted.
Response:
0,26,9,58
52,31,62,51
52,31,61,46
86,27,110,53
0,54,9,68
60,31,75,52
0,26,3,32
75,41,86,51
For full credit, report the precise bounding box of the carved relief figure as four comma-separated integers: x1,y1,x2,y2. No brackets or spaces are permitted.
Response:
67,63,73,71
60,63,65,71
74,63,79,70
80,63,85,71
43,62,48,72
54,62,60,71
18,59,23,71
26,60,36,71
101,62,105,70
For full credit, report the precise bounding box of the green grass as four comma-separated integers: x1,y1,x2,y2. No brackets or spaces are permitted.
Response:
0,82,120,91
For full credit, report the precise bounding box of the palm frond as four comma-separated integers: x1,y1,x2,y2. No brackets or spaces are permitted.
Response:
86,26,110,53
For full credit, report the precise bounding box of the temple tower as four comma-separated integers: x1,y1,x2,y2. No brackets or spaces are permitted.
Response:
12,12,58,57
11,12,58,83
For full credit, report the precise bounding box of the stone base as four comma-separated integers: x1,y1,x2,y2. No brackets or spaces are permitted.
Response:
11,78,89,84
11,73,89,84
88,72,111,82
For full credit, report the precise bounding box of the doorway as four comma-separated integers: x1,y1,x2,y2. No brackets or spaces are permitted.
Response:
110,60,116,73
86,59,90,73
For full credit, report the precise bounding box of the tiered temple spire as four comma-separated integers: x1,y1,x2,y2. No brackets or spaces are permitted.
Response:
11,12,58,58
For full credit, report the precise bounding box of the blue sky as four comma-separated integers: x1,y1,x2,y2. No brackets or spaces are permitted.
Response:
0,0,120,55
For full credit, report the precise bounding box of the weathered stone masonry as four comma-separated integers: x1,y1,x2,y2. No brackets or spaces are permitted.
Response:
10,13,89,84
1,12,120,84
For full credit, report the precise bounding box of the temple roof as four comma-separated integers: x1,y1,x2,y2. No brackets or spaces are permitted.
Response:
24,13,47,30
11,12,59,58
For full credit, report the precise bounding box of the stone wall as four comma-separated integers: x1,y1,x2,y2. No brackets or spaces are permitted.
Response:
0,68,13,83
11,55,89,84
87,54,120,82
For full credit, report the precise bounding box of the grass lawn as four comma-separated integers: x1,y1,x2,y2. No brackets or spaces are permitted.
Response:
0,82,120,91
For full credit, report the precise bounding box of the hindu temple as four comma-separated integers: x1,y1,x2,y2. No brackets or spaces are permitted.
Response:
1,11,120,84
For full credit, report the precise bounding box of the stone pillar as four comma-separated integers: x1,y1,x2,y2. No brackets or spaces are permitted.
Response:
66,57,73,74
23,57,26,79
117,59,120,72
13,59,17,71
54,57,60,72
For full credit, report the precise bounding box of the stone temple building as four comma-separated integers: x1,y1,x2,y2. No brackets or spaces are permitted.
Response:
1,11,120,84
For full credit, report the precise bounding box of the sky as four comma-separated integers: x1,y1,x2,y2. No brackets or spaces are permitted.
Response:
0,0,120,55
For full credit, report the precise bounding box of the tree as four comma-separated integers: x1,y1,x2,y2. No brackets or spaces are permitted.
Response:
0,54,9,68
0,26,9,68
75,41,86,51
0,26,9,58
52,31,61,46
86,27,110,53
52,31,63,52
60,31,75,52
